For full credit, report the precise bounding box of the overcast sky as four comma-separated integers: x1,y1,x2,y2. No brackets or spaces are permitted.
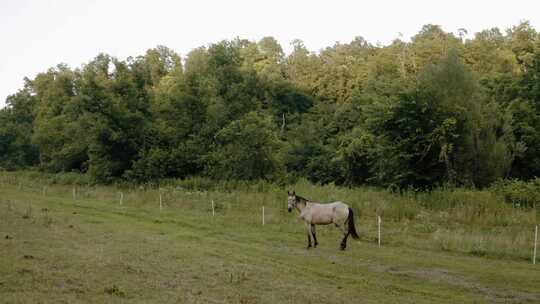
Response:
1,0,539,107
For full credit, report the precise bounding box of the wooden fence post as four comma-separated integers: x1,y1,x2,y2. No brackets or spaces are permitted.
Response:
534,225,538,265
378,216,381,247
159,190,163,212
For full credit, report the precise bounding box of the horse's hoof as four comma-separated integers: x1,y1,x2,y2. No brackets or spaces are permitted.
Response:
307,245,312,249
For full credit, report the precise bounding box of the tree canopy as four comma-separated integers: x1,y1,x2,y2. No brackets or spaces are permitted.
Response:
2,24,540,188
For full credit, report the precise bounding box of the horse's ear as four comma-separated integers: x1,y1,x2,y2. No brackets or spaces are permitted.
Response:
287,190,291,195
292,191,295,196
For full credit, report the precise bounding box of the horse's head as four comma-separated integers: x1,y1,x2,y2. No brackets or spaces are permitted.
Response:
287,190,296,213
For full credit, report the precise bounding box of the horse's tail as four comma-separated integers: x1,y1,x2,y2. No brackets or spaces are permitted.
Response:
347,207,360,240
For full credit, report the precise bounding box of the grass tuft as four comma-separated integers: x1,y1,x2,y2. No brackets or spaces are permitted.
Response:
104,285,125,297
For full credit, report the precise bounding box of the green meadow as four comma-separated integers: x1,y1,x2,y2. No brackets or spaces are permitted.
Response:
1,171,539,303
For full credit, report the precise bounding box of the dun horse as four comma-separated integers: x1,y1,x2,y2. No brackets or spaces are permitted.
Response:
287,191,359,250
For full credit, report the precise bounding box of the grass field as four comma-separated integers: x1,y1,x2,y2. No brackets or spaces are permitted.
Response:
1,172,539,303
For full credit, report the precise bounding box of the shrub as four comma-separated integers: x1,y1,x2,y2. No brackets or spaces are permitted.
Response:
491,178,540,208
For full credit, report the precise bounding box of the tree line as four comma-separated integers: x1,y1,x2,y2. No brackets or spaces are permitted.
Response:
2,22,540,188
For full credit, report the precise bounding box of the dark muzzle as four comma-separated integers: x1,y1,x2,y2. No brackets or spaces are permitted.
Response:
288,207,292,213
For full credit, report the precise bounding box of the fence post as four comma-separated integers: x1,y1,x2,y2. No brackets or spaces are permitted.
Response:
378,216,381,247
212,200,215,217
119,192,123,205
159,190,163,212
262,206,265,226
534,225,538,265
72,187,76,201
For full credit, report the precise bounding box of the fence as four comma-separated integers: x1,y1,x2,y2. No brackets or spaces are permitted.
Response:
0,173,537,263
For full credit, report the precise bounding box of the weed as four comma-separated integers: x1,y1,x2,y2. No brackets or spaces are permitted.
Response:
104,285,125,297
22,205,32,219
42,213,53,227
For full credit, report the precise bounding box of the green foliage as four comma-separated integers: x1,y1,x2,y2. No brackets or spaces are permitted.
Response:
205,112,284,181
3,23,540,188
0,89,38,169
491,178,540,208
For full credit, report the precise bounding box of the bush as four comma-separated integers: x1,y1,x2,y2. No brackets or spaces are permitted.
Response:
0,170,93,186
491,178,540,208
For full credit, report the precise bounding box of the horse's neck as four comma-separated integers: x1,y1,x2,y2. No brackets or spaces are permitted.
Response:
296,200,309,211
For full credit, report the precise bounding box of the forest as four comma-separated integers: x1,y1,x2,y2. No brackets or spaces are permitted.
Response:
1,22,540,188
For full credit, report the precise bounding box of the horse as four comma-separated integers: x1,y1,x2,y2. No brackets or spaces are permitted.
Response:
287,191,359,250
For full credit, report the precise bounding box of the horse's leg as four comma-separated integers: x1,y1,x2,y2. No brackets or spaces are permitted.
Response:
335,220,349,250
335,209,351,250
306,222,312,249
340,230,350,250
311,224,318,248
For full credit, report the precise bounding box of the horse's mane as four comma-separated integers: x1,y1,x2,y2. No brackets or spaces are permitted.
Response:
295,195,309,203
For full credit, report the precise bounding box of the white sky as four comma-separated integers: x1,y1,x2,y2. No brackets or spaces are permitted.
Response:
1,0,539,107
